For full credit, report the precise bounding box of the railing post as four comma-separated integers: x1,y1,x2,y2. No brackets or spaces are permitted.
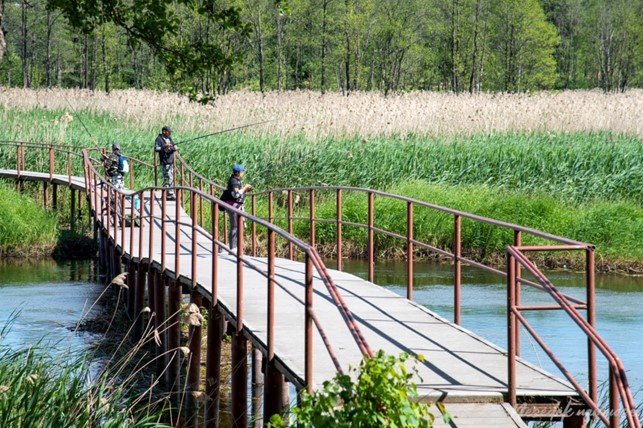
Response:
198,178,204,227
609,367,619,427
49,145,54,181
191,191,198,288
454,215,462,325
407,201,414,300
67,151,72,185
507,251,517,407
129,192,135,257
367,191,374,283
175,188,182,278
336,189,342,271
161,190,167,272
514,230,522,356
153,155,158,187
305,253,314,393
251,195,257,256
16,144,21,179
264,228,285,420
268,191,274,224
287,190,294,260
309,189,316,247
587,247,598,406
232,213,247,428
120,192,126,255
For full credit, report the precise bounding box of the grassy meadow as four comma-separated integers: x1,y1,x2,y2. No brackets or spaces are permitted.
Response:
0,88,641,270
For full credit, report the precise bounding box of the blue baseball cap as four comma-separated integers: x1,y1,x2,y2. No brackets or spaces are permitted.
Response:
233,164,246,173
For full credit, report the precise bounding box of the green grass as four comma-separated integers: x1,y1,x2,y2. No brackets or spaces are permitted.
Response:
0,183,57,256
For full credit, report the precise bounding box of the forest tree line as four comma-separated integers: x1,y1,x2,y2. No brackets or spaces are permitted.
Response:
0,0,640,95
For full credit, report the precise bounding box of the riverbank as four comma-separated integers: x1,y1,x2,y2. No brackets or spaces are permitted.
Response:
0,183,95,259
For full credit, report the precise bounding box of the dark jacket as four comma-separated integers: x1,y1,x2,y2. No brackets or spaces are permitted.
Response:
104,152,120,176
221,175,245,205
155,134,176,165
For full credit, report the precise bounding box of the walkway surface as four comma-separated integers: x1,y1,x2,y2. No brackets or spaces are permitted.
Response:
2,170,578,427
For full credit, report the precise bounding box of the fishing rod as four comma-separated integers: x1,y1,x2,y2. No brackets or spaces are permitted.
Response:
174,119,275,145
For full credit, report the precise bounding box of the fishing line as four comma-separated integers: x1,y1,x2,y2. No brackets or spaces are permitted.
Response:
174,119,275,145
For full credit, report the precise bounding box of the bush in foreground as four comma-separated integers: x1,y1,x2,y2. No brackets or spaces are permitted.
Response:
269,351,448,428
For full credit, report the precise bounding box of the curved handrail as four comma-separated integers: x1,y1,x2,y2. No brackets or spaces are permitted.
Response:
507,246,640,428
83,148,373,388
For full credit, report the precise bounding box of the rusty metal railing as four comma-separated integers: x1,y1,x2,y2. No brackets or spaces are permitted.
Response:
84,148,373,392
507,245,640,428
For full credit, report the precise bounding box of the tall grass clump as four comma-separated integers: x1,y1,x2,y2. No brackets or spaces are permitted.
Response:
0,183,57,256
0,343,169,427
2,106,640,203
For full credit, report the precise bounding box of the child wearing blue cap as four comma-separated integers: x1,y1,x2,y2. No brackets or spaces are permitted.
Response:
220,164,253,250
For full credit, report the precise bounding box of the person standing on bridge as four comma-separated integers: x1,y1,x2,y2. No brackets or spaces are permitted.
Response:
155,125,177,201
220,165,252,251
102,143,126,189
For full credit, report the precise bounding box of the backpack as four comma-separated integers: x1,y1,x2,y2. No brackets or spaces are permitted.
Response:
118,155,129,174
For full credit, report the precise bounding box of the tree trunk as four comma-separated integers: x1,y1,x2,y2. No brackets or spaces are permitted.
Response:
320,0,328,93
46,10,53,88
468,0,481,93
344,0,350,95
21,1,30,88
450,0,459,93
0,0,7,63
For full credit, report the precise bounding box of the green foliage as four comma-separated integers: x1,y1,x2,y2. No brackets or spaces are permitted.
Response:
269,351,443,427
0,344,169,427
0,183,57,255
0,0,640,92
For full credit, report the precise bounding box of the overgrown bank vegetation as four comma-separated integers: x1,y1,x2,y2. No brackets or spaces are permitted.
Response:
0,183,57,256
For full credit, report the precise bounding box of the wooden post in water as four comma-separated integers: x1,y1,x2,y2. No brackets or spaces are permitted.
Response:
205,306,223,428
52,183,58,210
167,279,182,404
70,188,77,235
251,346,263,426
154,271,167,383
128,263,137,320
43,182,49,208
186,291,203,428
135,264,146,338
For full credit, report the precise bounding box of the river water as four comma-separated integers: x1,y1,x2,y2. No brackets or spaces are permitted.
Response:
1,258,640,407
339,259,643,401
0,260,101,352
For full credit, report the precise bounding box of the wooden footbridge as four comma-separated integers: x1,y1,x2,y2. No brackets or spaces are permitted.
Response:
0,141,639,428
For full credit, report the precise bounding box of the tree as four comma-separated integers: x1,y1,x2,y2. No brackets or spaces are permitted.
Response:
46,0,251,100
0,0,6,62
489,0,559,91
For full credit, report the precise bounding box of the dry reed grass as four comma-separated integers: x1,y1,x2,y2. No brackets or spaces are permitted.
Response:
0,87,641,139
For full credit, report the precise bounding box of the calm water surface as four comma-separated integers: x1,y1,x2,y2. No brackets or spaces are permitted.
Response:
0,260,101,352
339,259,643,399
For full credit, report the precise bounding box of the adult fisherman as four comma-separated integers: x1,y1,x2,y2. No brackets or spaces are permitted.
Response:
154,125,177,200
103,143,125,189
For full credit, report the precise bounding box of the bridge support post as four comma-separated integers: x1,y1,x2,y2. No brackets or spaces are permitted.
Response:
147,266,156,333
167,279,182,405
70,189,77,235
52,183,58,210
231,330,248,428
127,263,136,320
251,346,264,425
112,242,121,277
186,292,203,428
264,362,286,424
43,182,49,208
563,411,586,428
205,306,223,428
154,271,167,383
135,263,146,338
